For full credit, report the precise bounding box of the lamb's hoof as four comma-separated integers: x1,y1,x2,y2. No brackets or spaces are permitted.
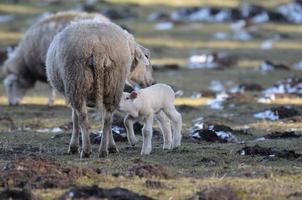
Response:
108,146,119,154
68,146,78,155
99,150,108,158
163,146,172,150
80,150,91,158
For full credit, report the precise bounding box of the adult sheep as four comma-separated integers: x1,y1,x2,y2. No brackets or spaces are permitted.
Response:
46,20,152,158
3,11,110,106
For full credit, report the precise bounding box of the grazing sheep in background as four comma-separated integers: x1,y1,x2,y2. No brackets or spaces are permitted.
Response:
46,20,152,158
2,11,110,105
119,83,182,155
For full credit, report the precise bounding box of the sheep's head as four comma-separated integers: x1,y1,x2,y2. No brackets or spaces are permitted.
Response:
118,91,140,117
128,44,153,88
4,74,32,106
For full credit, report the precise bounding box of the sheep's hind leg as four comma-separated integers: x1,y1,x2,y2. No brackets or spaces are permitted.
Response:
76,101,92,158
99,110,113,157
68,108,80,154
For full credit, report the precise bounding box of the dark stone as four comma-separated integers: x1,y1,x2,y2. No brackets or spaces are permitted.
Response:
238,83,263,92
270,106,300,119
239,145,302,160
58,185,154,200
0,188,37,200
264,131,301,139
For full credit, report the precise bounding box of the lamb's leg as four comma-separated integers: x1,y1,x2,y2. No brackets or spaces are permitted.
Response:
155,111,172,150
68,108,80,154
163,106,182,148
75,101,92,158
48,87,56,106
99,110,112,158
124,114,138,146
141,115,153,155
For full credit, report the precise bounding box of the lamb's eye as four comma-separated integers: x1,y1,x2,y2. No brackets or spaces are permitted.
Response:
126,97,130,100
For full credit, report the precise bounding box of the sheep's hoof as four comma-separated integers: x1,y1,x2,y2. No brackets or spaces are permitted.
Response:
68,146,79,155
80,150,91,158
108,146,119,154
140,150,151,155
172,143,181,149
129,139,138,146
99,150,108,158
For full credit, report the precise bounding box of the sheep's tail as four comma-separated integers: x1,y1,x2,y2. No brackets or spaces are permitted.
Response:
90,54,107,129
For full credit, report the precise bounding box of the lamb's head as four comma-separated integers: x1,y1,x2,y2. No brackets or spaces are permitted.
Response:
128,44,153,88
119,91,140,117
4,74,32,106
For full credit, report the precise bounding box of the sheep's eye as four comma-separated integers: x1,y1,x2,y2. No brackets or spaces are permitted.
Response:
126,97,130,100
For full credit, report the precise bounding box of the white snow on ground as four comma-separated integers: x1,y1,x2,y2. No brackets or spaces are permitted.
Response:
254,110,279,120
209,80,225,92
154,21,173,30
0,15,14,23
207,92,229,110
277,1,302,24
37,127,64,133
187,54,217,69
294,60,302,70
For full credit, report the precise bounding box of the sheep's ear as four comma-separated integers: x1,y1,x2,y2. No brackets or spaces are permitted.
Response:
130,91,138,99
141,54,150,66
135,47,150,66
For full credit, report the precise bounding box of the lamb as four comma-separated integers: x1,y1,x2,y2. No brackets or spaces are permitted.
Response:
2,11,110,105
46,20,153,158
118,83,182,155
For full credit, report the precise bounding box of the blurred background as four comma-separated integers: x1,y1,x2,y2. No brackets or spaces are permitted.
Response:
0,0,302,99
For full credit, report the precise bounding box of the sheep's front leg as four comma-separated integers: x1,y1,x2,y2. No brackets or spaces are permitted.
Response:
99,110,112,157
124,114,138,146
155,111,172,150
76,102,92,158
141,114,153,155
68,108,80,154
164,106,182,148
48,87,56,106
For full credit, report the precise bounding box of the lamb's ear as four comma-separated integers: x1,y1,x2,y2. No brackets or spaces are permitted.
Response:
130,91,138,99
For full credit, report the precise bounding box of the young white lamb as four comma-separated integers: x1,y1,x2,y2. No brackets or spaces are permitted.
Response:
119,83,182,155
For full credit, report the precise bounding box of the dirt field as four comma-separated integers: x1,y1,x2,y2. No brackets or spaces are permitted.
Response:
1,0,302,199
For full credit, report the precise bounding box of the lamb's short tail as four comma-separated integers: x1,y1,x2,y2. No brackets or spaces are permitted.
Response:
174,90,184,97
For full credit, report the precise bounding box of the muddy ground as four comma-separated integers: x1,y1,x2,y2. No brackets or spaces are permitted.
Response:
0,0,302,199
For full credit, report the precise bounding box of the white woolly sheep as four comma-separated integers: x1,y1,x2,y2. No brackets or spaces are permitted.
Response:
46,20,152,158
3,11,110,106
